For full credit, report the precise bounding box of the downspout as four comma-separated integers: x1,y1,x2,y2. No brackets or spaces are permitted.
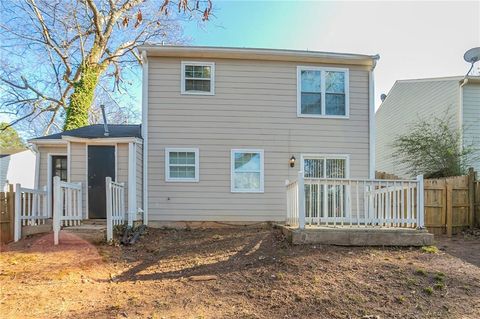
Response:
141,50,149,225
369,55,380,179
31,143,40,189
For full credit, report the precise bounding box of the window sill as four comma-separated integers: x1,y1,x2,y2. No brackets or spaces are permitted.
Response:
165,179,199,183
231,190,264,193
180,91,215,96
297,114,350,119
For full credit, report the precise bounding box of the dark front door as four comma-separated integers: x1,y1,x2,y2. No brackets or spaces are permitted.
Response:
88,146,115,219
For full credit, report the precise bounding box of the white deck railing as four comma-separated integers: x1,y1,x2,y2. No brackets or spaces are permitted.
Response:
14,185,49,242
53,176,82,245
106,176,126,241
286,172,425,229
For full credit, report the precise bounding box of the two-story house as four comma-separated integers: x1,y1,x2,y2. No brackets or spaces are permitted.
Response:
23,46,433,245
139,46,379,226
376,76,480,178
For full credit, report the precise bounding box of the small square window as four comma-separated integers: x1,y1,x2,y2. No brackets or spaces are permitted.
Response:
181,62,215,95
165,148,199,182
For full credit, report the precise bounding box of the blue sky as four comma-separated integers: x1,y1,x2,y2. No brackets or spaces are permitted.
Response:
183,0,480,107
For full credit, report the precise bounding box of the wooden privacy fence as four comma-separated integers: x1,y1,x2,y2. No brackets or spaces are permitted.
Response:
378,169,479,236
0,185,15,244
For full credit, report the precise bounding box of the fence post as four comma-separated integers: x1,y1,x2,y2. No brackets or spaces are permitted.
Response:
297,171,305,229
53,176,61,245
14,184,21,242
416,175,425,229
106,176,113,241
468,167,475,228
446,180,453,237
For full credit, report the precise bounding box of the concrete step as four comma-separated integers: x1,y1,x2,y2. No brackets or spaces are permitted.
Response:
63,222,107,244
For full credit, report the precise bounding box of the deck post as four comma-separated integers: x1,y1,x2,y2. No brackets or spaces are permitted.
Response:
106,177,113,241
297,171,305,229
14,184,21,242
53,176,61,245
416,175,425,229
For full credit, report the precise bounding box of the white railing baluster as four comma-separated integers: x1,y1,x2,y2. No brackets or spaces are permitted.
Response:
285,176,423,229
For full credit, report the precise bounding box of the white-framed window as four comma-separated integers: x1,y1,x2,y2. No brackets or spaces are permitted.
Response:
231,149,264,193
181,61,215,95
297,66,349,118
165,148,199,182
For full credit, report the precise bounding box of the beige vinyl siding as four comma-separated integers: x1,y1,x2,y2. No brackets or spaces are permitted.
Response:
136,143,143,210
376,79,461,178
147,57,371,222
116,143,129,212
38,145,67,189
462,83,480,171
70,142,87,213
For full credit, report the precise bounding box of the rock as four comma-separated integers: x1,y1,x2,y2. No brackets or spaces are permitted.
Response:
188,275,218,281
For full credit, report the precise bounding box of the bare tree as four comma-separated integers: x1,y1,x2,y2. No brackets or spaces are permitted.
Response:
0,0,212,134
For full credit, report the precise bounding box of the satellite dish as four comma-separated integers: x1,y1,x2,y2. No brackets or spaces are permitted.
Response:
464,47,480,63
463,47,480,76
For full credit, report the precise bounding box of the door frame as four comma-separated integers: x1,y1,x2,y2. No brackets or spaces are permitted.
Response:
85,143,117,219
47,153,67,217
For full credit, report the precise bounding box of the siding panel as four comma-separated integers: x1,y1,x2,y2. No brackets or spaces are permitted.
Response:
148,57,370,222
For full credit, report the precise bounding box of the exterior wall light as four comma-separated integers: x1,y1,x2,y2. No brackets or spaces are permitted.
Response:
289,155,296,168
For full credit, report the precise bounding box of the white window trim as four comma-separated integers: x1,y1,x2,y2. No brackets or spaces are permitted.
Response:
165,148,200,182
181,61,215,96
300,154,350,178
231,149,264,193
296,66,350,119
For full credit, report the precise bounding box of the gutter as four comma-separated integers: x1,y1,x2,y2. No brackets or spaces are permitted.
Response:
141,50,149,225
369,55,380,179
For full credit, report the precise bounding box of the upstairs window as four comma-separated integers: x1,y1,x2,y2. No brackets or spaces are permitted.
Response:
181,61,215,95
297,67,349,118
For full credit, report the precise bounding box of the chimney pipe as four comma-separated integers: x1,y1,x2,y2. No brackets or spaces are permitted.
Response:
100,104,109,137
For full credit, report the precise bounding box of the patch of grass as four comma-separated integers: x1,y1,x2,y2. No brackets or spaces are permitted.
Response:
421,246,439,254
423,286,434,295
434,272,445,282
395,296,406,304
406,277,418,287
415,269,427,276
434,283,445,290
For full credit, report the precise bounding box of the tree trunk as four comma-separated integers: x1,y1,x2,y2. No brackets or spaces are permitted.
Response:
63,63,103,131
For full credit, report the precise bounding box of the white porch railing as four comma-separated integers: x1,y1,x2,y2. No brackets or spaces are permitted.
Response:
53,176,82,245
286,171,425,229
14,185,49,242
106,176,126,242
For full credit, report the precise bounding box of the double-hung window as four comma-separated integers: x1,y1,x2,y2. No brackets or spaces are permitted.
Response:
231,149,264,193
165,148,199,182
181,61,215,95
297,67,349,118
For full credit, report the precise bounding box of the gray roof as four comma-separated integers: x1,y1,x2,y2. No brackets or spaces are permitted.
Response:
31,124,142,140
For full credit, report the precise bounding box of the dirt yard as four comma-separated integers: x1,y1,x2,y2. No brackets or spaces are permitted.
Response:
1,227,479,319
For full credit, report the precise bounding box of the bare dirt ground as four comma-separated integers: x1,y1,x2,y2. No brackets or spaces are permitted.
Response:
1,227,479,319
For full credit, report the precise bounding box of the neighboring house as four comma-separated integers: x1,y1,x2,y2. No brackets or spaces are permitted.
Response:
0,149,36,191
27,46,380,227
376,76,480,178
138,46,378,225
29,124,143,221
